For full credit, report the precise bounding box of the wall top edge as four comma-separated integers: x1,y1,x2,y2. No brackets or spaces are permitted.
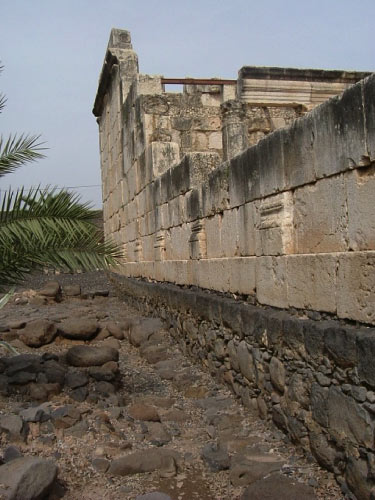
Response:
239,66,372,84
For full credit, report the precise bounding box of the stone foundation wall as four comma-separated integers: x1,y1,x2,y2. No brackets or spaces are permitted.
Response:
112,275,375,499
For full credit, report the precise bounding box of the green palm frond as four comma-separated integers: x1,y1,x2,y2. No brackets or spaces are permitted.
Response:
0,134,46,177
0,187,123,291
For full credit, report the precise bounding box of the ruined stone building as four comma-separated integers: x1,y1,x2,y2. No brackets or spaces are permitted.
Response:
94,29,375,499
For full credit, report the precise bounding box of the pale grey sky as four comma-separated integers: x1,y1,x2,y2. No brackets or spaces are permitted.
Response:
1,0,374,207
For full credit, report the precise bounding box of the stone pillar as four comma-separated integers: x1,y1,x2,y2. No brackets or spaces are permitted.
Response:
221,100,247,161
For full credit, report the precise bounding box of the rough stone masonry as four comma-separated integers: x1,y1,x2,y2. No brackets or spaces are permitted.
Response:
93,28,375,499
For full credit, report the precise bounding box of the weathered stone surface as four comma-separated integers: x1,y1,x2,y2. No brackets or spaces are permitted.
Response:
357,329,375,388
230,456,283,487
0,456,57,500
38,281,60,298
20,403,52,423
309,431,340,472
269,357,285,393
51,405,81,429
63,284,81,296
146,422,171,446
89,362,119,382
327,386,374,448
324,324,357,368
108,449,177,476
0,415,24,441
241,472,317,499
65,371,89,389
129,317,163,347
128,403,160,422
2,446,22,463
105,321,124,340
345,456,373,500
201,443,230,471
59,319,99,340
66,345,119,367
237,341,255,382
3,355,42,376
310,383,329,428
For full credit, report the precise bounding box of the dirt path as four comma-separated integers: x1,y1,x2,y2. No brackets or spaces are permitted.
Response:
0,273,343,499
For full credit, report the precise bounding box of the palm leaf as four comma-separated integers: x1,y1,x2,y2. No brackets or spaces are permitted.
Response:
0,134,46,177
0,187,123,291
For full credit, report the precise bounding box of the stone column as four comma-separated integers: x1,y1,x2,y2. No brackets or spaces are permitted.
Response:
221,100,247,161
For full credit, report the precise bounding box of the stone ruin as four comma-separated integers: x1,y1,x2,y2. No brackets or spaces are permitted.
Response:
93,28,375,498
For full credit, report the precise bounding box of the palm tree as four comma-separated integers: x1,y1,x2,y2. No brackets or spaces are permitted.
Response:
0,65,122,291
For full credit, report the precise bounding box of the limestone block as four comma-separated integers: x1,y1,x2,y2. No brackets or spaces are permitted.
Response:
312,81,367,178
195,259,210,289
174,260,189,285
147,209,157,235
127,199,137,222
363,74,375,159
337,252,375,324
205,215,222,259
346,167,375,251
137,74,163,95
189,221,207,260
221,209,239,258
255,192,294,256
126,220,138,243
186,189,202,222
294,176,348,253
201,93,221,107
170,157,190,198
202,163,230,217
287,254,338,313
136,188,147,218
257,128,286,196
160,170,172,205
158,203,168,230
228,152,247,208
126,165,137,201
228,257,256,296
208,132,223,150
168,196,180,227
193,132,208,150
153,261,164,282
207,259,231,292
147,142,180,179
256,256,288,309
142,235,154,261
169,225,190,261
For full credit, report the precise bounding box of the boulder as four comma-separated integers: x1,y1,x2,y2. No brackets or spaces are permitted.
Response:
66,345,118,367
0,456,57,500
108,449,177,477
105,321,124,340
128,403,160,422
129,318,163,347
51,405,81,429
201,443,230,472
38,281,60,298
0,415,24,442
65,371,89,389
63,284,81,297
59,319,99,340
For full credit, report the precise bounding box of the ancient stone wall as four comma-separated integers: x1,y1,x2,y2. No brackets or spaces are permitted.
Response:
94,29,375,499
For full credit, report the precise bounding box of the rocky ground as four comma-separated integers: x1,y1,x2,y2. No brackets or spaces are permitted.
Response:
0,272,345,499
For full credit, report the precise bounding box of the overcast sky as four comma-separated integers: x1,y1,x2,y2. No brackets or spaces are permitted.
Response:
1,0,374,207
